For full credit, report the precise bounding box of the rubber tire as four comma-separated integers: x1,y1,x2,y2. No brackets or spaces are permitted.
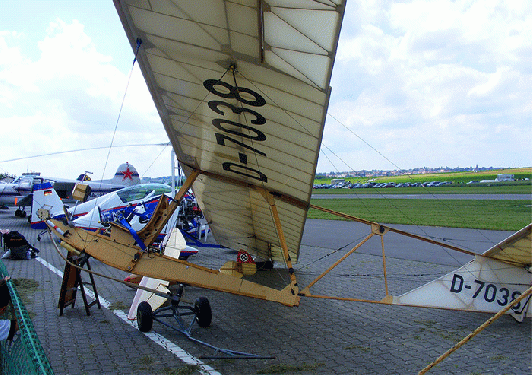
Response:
194,297,212,328
137,301,153,332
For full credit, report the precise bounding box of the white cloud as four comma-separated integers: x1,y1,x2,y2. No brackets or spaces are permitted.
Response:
1,2,530,178
320,0,532,172
0,18,167,179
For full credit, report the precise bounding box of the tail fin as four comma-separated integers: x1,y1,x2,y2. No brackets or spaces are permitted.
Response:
111,162,140,187
30,182,64,229
76,171,92,181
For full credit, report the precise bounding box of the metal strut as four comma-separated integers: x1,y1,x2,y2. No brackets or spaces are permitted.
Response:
258,188,299,296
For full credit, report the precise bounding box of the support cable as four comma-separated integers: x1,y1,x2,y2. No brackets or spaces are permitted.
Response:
418,284,532,375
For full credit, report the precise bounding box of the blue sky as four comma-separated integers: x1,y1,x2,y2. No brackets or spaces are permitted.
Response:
1,1,531,179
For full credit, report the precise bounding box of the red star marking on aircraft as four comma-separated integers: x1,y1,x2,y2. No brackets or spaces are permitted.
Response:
121,166,134,180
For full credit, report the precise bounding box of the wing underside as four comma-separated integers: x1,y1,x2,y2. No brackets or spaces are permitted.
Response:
482,223,532,267
114,0,346,261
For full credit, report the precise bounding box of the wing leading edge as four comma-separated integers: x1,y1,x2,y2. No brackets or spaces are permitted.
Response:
114,0,346,262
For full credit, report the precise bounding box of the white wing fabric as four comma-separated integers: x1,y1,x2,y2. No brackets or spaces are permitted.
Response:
114,0,346,262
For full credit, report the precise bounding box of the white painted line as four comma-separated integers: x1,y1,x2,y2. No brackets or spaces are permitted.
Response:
36,257,221,375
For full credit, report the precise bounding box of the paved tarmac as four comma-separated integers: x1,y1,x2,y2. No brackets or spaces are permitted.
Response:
301,220,515,266
0,207,530,375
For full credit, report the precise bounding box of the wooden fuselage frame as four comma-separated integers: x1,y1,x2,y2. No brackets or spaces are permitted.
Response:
47,171,300,307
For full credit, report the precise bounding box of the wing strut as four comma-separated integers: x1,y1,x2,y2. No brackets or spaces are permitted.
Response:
258,188,299,296
300,225,379,297
310,204,477,257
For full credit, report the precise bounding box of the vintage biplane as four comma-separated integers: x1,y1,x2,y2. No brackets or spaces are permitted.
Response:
41,0,531,355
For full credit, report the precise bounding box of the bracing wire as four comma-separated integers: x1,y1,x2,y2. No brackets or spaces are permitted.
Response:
100,39,143,183
141,143,171,177
324,113,500,255
0,143,170,164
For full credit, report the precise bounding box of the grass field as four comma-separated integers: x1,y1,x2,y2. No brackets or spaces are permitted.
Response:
308,198,531,231
314,167,532,185
313,183,531,195
310,168,531,230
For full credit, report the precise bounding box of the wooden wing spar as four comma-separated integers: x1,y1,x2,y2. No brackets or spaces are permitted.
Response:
113,0,347,263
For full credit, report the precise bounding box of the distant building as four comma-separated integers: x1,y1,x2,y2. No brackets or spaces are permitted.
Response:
496,174,514,182
331,178,346,186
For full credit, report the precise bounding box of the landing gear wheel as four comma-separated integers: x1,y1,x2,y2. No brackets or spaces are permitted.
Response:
194,297,212,328
137,301,153,332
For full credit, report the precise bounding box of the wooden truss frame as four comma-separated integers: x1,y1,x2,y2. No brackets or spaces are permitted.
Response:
299,205,530,312
46,170,300,307
300,204,479,305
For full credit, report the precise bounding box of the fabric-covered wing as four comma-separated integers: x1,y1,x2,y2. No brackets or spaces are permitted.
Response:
483,224,532,268
114,0,346,262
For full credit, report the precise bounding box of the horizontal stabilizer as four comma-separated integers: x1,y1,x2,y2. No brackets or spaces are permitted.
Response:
393,255,531,321
163,228,187,259
127,276,170,320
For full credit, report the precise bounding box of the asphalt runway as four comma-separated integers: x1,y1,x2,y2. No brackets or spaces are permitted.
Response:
0,207,530,375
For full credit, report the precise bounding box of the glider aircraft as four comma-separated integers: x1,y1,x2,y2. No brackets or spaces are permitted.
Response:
42,0,531,353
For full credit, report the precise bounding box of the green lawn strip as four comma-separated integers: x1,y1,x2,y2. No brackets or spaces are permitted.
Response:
314,167,532,186
313,184,531,195
308,199,531,231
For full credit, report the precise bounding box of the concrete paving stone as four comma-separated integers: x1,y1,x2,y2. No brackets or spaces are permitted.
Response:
1,208,531,374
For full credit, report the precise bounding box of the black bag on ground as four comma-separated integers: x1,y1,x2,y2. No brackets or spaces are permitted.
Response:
9,245,31,260
2,231,39,259
3,231,29,248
